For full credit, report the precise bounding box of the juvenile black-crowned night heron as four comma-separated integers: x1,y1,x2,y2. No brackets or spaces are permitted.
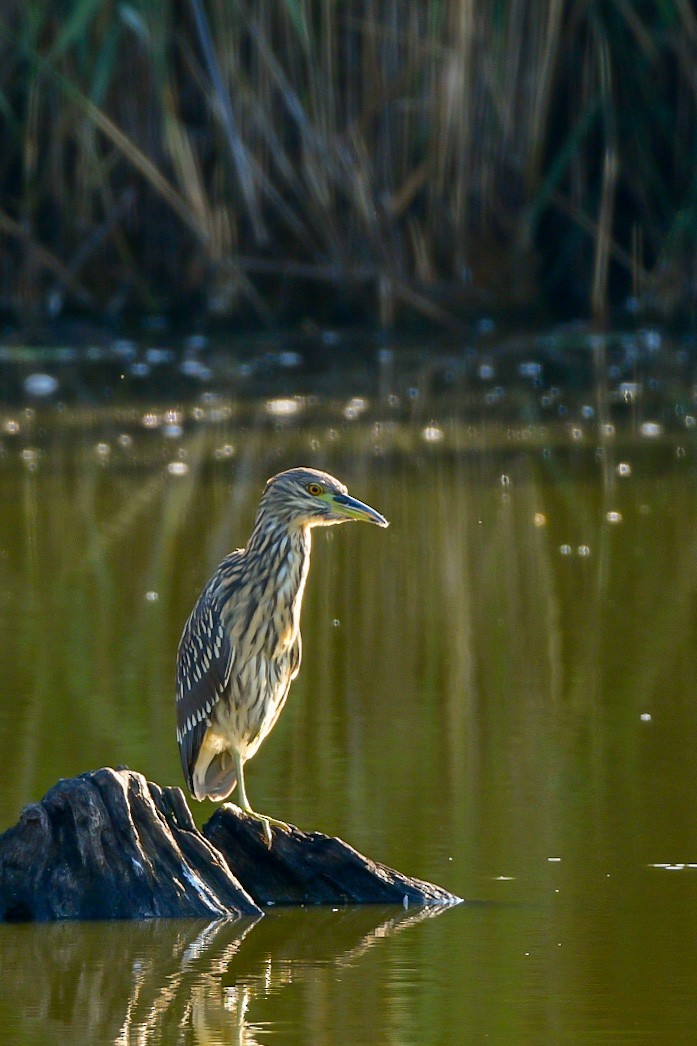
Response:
176,466,388,843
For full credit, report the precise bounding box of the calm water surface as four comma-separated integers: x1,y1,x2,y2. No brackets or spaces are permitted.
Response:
1,331,697,1043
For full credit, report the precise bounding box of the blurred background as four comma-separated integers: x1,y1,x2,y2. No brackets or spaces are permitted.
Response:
2,4,697,1045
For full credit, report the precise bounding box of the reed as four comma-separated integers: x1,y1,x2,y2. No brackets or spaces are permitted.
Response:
0,1,696,325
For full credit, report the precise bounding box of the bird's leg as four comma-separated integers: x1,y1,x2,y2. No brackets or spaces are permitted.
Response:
233,751,291,847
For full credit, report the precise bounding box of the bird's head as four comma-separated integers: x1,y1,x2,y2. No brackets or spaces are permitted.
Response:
259,467,389,530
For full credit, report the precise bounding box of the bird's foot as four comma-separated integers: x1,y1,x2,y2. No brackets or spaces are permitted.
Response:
259,813,292,847
231,806,292,847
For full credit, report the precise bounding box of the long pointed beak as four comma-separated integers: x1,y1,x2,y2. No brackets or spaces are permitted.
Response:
330,492,389,527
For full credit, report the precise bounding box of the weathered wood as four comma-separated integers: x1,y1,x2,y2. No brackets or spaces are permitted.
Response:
203,804,459,907
0,768,460,922
0,768,261,922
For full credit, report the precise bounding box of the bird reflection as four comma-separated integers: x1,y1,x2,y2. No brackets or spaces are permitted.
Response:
2,905,453,1044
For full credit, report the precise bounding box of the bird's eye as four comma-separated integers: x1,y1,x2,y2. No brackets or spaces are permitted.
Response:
307,482,323,496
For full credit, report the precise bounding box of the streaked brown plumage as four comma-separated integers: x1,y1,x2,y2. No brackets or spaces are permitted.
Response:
176,466,388,842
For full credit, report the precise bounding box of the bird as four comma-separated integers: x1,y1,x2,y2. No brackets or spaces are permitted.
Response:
175,466,389,844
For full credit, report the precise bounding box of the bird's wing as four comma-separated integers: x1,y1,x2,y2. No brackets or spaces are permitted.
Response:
176,594,234,793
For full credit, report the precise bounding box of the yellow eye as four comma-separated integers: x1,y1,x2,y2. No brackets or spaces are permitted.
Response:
307,482,323,496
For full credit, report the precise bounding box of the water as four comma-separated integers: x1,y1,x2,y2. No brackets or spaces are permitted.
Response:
2,330,697,1042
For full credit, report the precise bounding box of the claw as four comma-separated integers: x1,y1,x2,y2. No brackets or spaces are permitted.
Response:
242,809,292,848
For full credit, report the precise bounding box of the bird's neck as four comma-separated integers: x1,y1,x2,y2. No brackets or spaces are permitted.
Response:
247,510,312,569
245,513,312,647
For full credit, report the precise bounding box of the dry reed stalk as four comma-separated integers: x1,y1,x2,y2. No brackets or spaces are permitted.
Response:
0,1,697,320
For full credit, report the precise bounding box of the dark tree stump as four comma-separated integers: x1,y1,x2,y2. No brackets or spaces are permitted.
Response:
0,769,460,922
204,804,459,907
0,768,261,922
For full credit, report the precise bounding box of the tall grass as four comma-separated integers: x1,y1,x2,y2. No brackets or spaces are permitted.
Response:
0,1,696,325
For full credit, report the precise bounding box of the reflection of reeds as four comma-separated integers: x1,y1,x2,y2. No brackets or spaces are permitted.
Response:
1,3,697,318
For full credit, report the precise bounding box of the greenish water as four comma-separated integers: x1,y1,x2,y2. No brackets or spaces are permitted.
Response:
2,332,697,1042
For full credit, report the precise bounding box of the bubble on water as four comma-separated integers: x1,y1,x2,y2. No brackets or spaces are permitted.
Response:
478,363,495,380
180,359,212,380
118,433,133,448
167,461,189,476
677,446,686,459
616,462,631,477
577,545,591,557
388,393,400,408
500,474,511,487
112,339,137,360
606,511,622,524
184,334,208,351
685,415,696,428
207,406,231,424
344,397,368,421
24,372,58,397
641,328,662,352
581,404,594,419
534,513,547,527
620,381,641,402
640,712,652,722
266,397,300,417
142,412,160,429
278,351,302,368
145,591,159,602
640,421,663,438
602,423,616,437
570,427,583,441
163,424,183,439
146,347,173,366
3,419,20,435
332,619,341,627
422,425,444,443
95,442,111,458
309,438,320,451
519,361,542,379
560,544,572,556
214,444,235,460
20,448,39,471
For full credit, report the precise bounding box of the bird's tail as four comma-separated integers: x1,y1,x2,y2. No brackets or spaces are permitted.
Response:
194,750,238,802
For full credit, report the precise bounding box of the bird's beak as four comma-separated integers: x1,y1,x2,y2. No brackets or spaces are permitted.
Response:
328,492,389,527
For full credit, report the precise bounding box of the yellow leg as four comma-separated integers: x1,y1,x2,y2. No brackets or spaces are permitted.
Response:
233,751,290,846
